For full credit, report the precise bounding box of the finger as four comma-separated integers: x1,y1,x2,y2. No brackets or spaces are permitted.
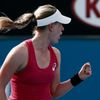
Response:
84,64,92,75
83,62,91,69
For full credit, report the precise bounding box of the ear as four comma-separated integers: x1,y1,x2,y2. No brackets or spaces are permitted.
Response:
48,24,54,32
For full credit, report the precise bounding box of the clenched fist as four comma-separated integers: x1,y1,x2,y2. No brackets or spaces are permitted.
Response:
78,62,92,80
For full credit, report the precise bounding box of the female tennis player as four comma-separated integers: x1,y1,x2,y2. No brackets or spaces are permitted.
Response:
0,4,92,100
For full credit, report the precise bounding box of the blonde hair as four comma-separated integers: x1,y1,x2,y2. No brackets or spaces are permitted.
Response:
0,4,57,33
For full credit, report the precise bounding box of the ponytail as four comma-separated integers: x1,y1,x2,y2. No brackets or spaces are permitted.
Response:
14,13,36,29
0,12,36,33
0,16,14,32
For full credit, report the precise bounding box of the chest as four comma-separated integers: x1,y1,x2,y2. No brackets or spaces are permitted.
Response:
14,42,58,85
35,50,50,69
14,52,57,84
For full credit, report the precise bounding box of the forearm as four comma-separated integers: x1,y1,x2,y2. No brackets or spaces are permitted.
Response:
53,79,73,98
0,89,7,100
53,73,84,99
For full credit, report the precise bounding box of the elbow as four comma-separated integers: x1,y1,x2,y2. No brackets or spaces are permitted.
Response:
51,91,61,99
52,95,60,99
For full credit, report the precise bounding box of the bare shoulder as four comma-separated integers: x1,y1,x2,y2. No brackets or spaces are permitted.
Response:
9,41,28,67
51,47,61,66
52,46,61,57
11,41,27,55
2,41,28,72
8,42,27,58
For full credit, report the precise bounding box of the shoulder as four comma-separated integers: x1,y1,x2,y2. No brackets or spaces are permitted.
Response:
6,40,28,66
10,41,27,56
52,46,61,58
6,41,28,72
51,46,61,65
0,41,28,76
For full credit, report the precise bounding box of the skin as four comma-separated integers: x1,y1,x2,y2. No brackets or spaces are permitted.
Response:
0,22,92,100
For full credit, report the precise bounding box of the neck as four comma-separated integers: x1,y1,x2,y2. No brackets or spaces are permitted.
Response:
32,30,50,52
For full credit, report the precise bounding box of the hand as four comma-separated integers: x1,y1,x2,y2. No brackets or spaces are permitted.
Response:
78,62,92,80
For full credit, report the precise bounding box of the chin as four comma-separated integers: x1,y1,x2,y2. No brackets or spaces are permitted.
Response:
53,40,59,44
50,39,59,44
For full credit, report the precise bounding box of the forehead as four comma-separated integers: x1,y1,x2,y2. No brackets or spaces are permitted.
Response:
52,22,63,27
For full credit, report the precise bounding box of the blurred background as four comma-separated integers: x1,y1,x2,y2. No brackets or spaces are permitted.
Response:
0,0,100,100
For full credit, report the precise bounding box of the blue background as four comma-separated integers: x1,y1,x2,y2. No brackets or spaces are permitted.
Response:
0,36,99,100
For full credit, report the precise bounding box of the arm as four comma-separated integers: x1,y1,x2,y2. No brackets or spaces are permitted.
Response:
51,48,92,99
50,48,73,98
0,44,27,100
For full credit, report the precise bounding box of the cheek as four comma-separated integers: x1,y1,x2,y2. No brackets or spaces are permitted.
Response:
53,30,61,36
49,29,61,39
52,34,60,41
54,32,61,37
49,33,57,41
52,33,59,38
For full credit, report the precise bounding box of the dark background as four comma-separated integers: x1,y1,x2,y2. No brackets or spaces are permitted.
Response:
0,0,100,36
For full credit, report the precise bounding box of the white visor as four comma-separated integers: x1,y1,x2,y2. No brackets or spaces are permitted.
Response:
37,9,71,27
